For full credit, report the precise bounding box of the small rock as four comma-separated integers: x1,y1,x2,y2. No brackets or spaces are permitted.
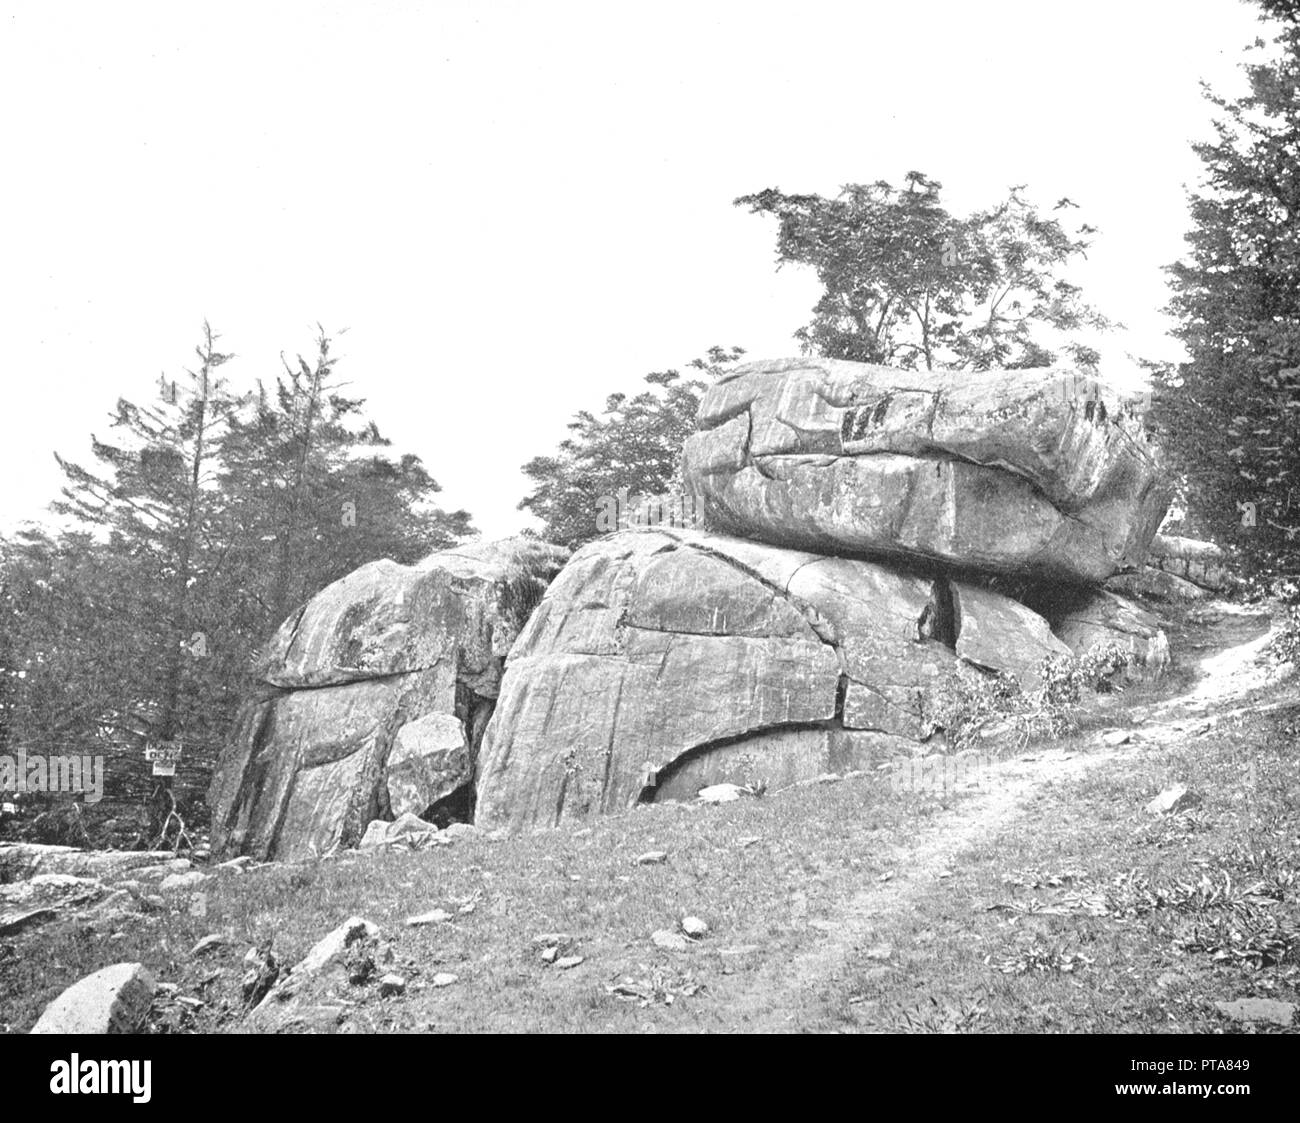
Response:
863,943,893,961
1145,784,1198,816
431,972,458,988
697,783,746,804
214,856,255,874
681,916,709,939
651,929,689,951
379,974,407,997
294,917,380,976
1215,998,1296,1027
190,934,231,957
540,946,559,964
1102,730,1132,747
405,908,453,926
634,851,668,866
159,870,209,893
30,963,156,1034
555,955,584,970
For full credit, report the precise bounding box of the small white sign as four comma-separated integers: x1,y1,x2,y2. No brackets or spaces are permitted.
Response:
145,742,182,777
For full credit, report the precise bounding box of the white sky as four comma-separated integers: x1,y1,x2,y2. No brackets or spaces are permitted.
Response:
0,0,1264,540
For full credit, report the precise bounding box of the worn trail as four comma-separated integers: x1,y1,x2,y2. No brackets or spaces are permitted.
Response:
727,601,1292,1029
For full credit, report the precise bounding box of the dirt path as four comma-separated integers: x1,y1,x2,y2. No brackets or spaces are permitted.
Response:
732,600,1293,1028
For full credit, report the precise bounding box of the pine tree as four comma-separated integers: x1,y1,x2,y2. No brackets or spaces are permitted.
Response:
51,323,243,835
1158,0,1300,570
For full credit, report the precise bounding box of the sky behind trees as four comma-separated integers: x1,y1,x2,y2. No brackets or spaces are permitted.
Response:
0,0,1263,539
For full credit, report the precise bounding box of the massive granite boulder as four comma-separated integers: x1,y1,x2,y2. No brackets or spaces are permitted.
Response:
474,528,1070,832
682,358,1172,584
209,538,568,861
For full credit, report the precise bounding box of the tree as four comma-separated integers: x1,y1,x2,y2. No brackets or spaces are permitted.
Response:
49,324,244,835
519,346,745,548
735,172,1110,371
1156,0,1300,570
6,323,476,845
218,328,473,635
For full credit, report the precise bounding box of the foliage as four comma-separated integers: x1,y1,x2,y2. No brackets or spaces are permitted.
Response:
735,172,1110,370
934,644,1132,752
1154,0,1300,573
1,323,473,842
518,346,745,548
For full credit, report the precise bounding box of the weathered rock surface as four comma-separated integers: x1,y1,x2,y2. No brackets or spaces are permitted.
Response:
1147,533,1232,591
385,712,469,818
475,529,1067,831
1045,589,1171,681
1106,566,1207,603
30,962,156,1034
0,844,178,883
682,358,1171,584
209,538,568,861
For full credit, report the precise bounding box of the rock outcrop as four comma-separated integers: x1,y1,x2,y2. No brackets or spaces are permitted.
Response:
1147,534,1232,591
682,358,1171,584
474,528,1070,832
208,538,568,861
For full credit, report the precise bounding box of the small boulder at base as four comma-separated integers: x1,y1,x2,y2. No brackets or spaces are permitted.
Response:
385,713,470,818
30,962,156,1034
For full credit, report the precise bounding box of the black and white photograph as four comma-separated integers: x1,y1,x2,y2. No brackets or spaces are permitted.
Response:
0,0,1297,1085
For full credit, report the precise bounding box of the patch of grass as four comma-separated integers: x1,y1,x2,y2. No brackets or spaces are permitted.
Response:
826,700,1300,1034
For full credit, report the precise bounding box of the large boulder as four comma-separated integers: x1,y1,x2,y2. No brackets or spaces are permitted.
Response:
682,358,1172,584
475,529,1067,832
209,538,568,861
1146,533,1232,591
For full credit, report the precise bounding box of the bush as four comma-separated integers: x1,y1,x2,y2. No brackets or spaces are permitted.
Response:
1265,604,1300,666
932,643,1132,752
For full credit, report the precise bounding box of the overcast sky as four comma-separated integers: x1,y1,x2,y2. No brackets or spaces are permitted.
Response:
0,0,1264,540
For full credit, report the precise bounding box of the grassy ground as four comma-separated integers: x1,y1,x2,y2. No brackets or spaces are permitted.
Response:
1,600,1296,1034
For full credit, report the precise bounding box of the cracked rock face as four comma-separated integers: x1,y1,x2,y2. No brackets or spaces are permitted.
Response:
682,358,1172,584
474,529,1067,832
208,538,569,861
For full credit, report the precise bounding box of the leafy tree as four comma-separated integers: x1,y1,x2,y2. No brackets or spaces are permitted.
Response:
519,346,745,547
1156,0,1300,570
735,172,1110,371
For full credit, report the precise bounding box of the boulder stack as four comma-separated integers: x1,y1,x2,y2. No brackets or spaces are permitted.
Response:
215,359,1180,850
474,360,1177,830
